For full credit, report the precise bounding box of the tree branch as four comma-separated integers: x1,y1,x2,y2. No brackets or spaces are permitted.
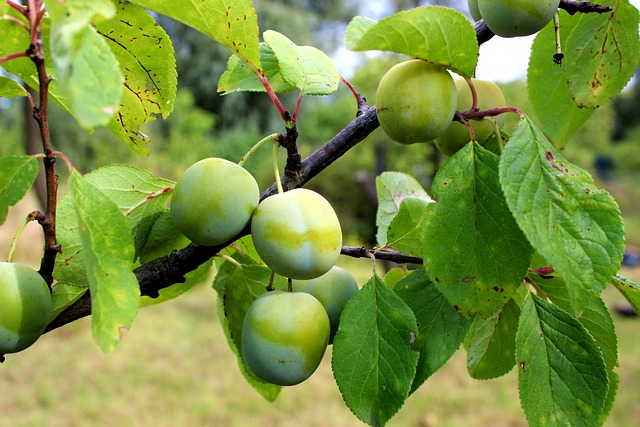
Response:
559,0,612,15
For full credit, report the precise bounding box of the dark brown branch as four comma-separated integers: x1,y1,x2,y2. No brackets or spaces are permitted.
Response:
341,246,423,265
559,0,612,15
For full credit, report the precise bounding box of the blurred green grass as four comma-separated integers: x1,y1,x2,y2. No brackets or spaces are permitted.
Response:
1,196,639,427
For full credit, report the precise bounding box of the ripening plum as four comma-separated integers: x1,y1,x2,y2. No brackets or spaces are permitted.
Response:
292,266,359,343
242,291,330,386
376,60,457,144
435,77,506,156
170,157,259,246
477,0,560,37
251,188,342,280
0,262,52,354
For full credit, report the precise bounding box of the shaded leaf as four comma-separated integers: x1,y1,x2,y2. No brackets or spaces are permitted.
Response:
0,155,39,225
0,76,27,98
387,198,430,257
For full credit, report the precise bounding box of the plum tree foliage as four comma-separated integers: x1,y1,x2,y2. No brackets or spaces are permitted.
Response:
0,0,639,426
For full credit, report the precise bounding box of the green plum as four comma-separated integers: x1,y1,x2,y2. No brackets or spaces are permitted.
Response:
0,262,52,354
292,266,359,343
251,188,342,280
468,0,482,21
376,60,457,144
170,157,259,246
435,77,506,156
477,0,560,37
242,291,330,386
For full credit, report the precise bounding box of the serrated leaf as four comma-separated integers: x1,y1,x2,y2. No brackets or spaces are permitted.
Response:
48,1,123,128
218,43,294,94
136,210,189,264
262,30,339,96
466,299,519,380
212,252,286,401
499,116,625,315
600,370,619,426
386,198,430,257
332,275,418,427
139,259,212,307
0,77,27,98
96,1,178,154
565,0,640,108
69,171,139,352
393,269,471,392
528,11,594,148
345,6,478,77
375,171,432,247
422,143,533,317
0,155,39,225
517,294,608,427
129,0,261,72
611,274,640,314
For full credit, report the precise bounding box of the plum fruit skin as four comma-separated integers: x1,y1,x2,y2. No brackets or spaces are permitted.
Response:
477,0,560,37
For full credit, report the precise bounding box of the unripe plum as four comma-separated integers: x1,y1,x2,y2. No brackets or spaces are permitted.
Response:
435,77,506,156
477,0,560,37
251,188,342,280
242,291,330,386
292,266,359,343
170,158,259,246
376,60,457,144
468,0,482,21
0,262,52,354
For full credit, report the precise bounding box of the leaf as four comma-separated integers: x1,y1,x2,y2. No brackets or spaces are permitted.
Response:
218,43,294,94
600,371,619,426
49,282,88,322
135,210,189,265
0,155,39,225
129,0,261,72
517,294,609,427
611,274,640,314
95,1,178,154
0,76,27,98
466,299,519,380
262,30,340,95
375,171,432,247
422,143,533,317
48,0,123,128
499,116,625,315
393,269,471,392
345,6,478,77
332,275,418,427
565,0,640,108
386,198,430,257
69,171,140,352
528,11,594,148
212,252,286,401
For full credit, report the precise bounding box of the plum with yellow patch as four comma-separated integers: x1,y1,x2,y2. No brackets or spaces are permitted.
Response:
170,157,259,246
242,291,330,386
292,266,359,343
0,262,52,354
251,188,342,280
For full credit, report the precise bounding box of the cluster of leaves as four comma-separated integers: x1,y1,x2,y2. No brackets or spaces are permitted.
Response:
1,1,640,427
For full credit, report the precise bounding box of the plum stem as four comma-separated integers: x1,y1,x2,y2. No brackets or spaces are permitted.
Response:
238,133,279,167
273,141,284,194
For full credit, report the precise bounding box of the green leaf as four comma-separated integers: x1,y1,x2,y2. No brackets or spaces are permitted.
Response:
49,282,88,322
218,43,294,94
135,210,189,265
0,155,39,225
262,30,339,95
466,299,519,380
422,143,533,317
96,1,178,154
386,198,430,257
332,275,418,427
139,259,212,307
517,294,609,427
499,116,625,315
565,0,640,108
393,269,471,392
69,171,140,352
611,274,640,314
129,0,261,72
212,251,286,401
528,11,594,148
0,77,27,98
375,171,432,247
345,6,478,77
600,371,619,426
48,0,123,128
